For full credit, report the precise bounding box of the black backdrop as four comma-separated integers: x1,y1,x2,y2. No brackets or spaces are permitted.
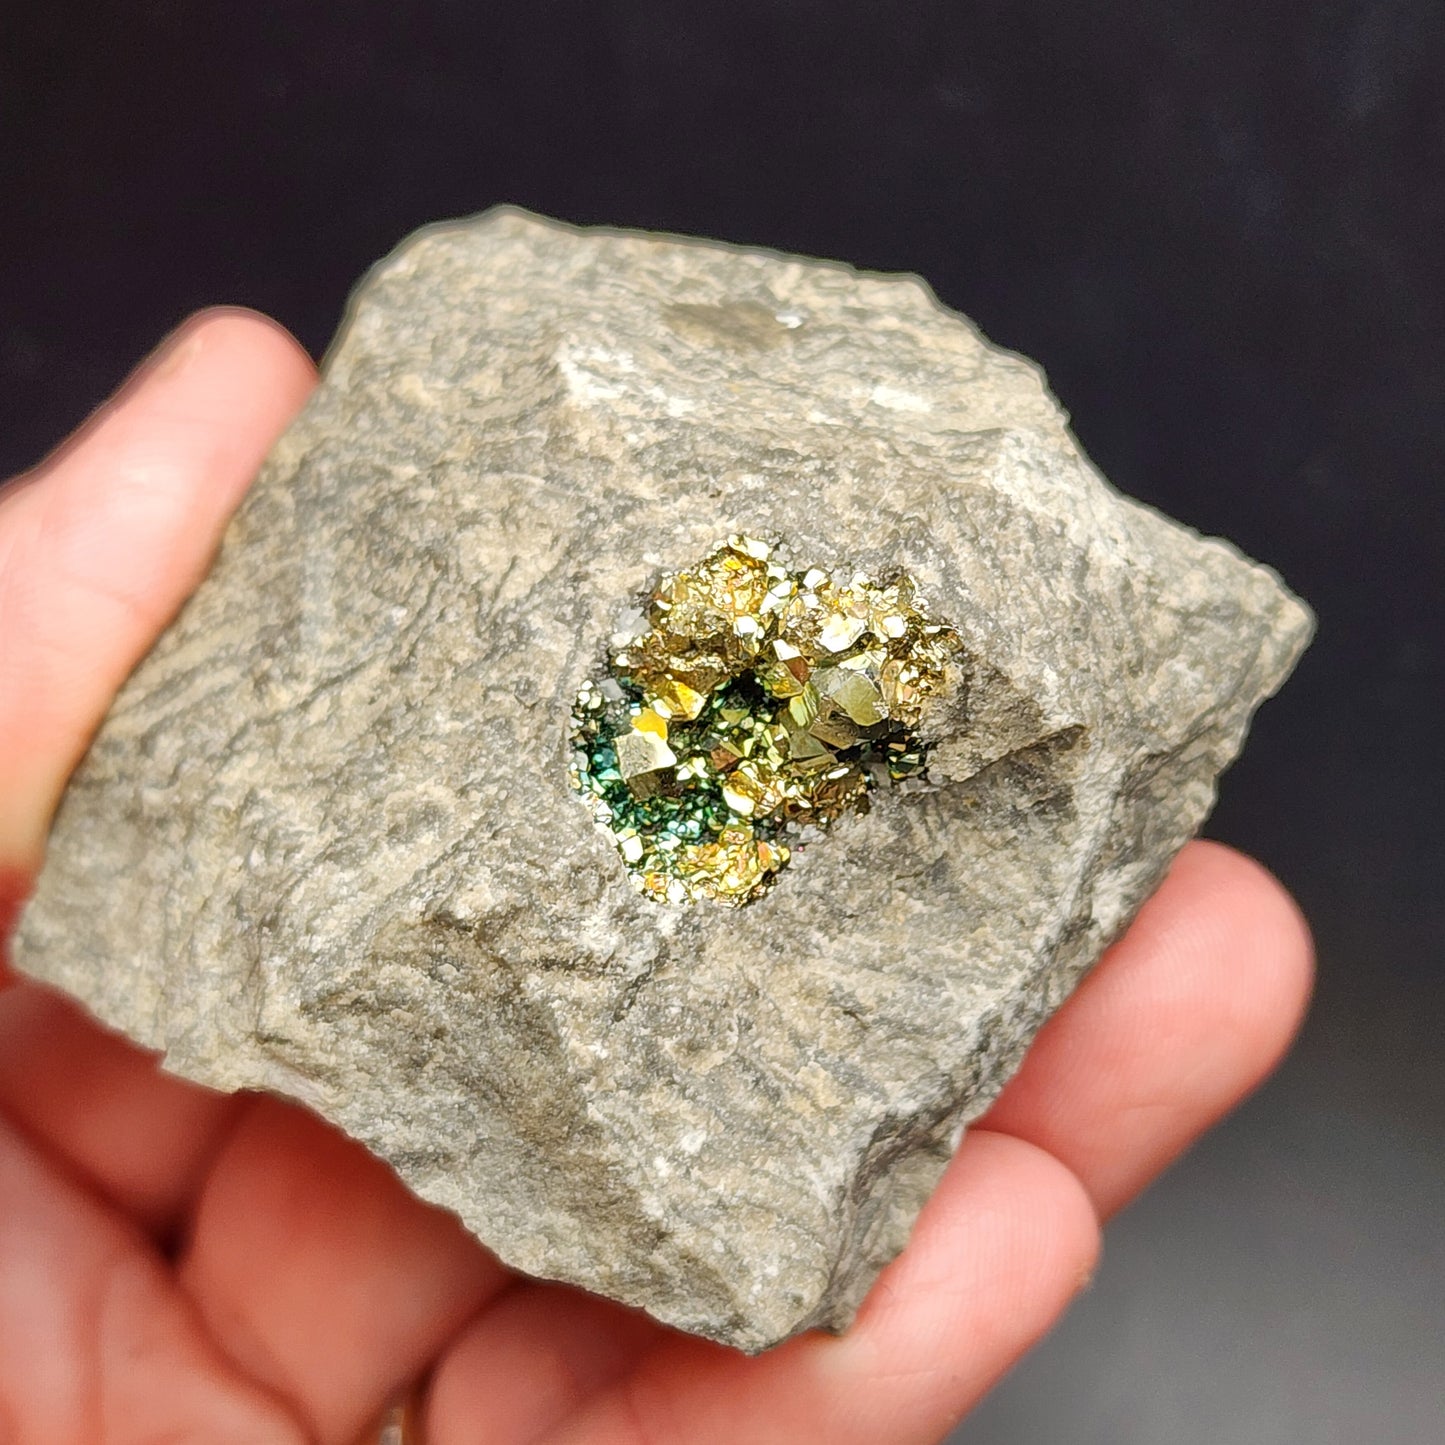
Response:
3,4,1442,1439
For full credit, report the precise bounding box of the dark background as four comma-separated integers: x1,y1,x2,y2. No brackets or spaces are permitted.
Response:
3,3,1442,1439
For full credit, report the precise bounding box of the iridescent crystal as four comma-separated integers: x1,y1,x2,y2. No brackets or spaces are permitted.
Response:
570,538,958,905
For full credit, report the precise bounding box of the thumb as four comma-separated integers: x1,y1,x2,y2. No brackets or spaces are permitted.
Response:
0,308,316,878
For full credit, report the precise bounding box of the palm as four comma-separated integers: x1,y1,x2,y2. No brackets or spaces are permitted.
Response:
0,312,1312,1445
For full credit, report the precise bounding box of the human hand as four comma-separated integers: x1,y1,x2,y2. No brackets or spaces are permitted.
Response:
0,311,1314,1444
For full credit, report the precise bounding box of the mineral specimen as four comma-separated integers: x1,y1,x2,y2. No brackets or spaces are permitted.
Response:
13,208,1313,1352
570,535,957,905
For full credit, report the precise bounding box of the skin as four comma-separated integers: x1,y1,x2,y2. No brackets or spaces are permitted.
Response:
0,310,1315,1445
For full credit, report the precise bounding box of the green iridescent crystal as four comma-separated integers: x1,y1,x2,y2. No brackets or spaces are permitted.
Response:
569,537,958,905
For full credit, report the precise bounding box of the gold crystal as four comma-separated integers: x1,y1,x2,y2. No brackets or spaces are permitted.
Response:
570,537,957,905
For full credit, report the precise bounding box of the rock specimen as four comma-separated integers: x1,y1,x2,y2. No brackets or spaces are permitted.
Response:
14,208,1313,1352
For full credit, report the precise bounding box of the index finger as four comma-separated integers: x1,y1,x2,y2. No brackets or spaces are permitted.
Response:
0,308,316,871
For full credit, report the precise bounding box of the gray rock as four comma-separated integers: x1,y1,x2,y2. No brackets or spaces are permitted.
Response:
14,209,1312,1351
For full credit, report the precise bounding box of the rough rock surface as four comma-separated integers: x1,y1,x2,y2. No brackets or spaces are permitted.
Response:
15,209,1312,1351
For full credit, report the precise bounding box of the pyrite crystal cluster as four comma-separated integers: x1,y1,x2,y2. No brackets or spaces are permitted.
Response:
14,210,1314,1353
570,536,956,905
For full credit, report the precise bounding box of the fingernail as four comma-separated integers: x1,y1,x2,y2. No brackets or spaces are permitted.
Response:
147,323,207,381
